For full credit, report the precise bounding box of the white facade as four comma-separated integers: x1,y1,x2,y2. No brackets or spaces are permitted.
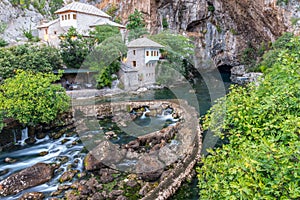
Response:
145,48,161,64
37,2,125,47
59,12,77,28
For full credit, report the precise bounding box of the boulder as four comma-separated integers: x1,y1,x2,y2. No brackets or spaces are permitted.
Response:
4,157,17,164
135,155,164,181
0,163,54,196
109,190,123,199
84,141,126,171
59,170,78,183
25,137,37,145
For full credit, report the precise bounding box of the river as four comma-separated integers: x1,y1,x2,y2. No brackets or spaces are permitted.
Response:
0,69,232,199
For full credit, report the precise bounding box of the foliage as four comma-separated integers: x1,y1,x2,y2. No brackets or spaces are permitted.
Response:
257,32,294,72
49,0,63,16
0,22,7,34
83,35,127,88
22,26,39,42
291,17,300,26
0,44,62,80
0,70,70,127
32,0,46,15
126,9,146,30
59,27,90,69
126,9,148,41
149,31,195,80
241,41,269,71
0,111,4,132
0,39,8,47
127,27,149,42
208,4,215,12
216,25,222,33
89,25,121,44
162,17,169,29
10,0,31,8
276,0,289,5
197,35,300,199
106,4,119,19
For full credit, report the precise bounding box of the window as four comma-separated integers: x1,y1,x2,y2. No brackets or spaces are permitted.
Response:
146,51,149,56
54,31,57,35
73,14,77,20
151,51,153,56
133,61,136,67
45,28,48,34
157,51,159,56
133,50,136,55
68,14,70,20
62,15,64,21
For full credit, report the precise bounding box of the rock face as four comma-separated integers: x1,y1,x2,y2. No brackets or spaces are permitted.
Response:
2,0,299,70
96,0,299,70
0,163,54,196
0,0,43,44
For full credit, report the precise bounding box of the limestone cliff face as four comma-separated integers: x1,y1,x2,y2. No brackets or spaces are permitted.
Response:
1,0,299,70
0,0,43,44
98,0,300,70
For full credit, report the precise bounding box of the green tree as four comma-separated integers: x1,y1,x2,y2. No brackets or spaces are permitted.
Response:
149,31,195,84
197,34,300,199
126,9,146,30
127,27,149,42
49,0,63,16
89,25,121,44
83,35,127,88
0,70,70,128
126,9,148,41
0,44,62,80
59,27,90,69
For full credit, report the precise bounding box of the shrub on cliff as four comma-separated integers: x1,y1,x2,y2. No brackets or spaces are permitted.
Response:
197,35,300,199
0,70,70,128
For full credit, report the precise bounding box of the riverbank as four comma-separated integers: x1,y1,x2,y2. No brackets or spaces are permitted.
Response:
0,99,202,199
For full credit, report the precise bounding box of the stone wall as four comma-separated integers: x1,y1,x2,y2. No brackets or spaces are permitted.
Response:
73,99,202,199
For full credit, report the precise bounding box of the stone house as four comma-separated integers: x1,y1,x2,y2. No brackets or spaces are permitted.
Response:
37,2,125,47
119,38,164,90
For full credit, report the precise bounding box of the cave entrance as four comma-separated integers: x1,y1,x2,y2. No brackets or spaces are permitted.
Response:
217,64,233,73
217,64,233,83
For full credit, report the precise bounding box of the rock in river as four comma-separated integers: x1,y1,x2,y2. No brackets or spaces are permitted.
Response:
0,163,54,196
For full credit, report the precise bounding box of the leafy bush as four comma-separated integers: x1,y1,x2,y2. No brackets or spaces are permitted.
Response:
84,35,127,88
197,34,300,199
59,27,90,69
0,38,8,47
89,25,121,44
208,5,215,12
149,31,195,78
0,70,70,127
0,22,7,34
162,17,169,29
0,44,62,80
257,32,294,72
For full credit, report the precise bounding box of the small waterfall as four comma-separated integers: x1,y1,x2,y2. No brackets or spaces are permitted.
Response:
141,107,150,119
159,108,174,120
18,127,28,145
13,129,17,143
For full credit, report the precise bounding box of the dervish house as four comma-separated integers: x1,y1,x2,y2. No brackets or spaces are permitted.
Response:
37,2,125,47
119,38,164,90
